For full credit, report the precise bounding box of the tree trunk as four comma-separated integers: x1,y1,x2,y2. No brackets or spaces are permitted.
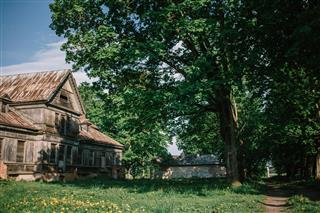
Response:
238,139,246,181
305,156,314,179
316,103,320,181
217,90,240,185
316,150,320,181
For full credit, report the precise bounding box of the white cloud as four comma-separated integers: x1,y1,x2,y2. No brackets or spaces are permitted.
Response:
0,40,91,85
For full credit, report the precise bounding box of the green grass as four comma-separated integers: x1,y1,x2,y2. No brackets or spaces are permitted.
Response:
282,180,320,213
287,195,320,213
0,178,264,213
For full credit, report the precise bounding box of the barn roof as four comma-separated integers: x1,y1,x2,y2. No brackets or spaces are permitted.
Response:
0,70,70,103
79,116,123,148
0,109,39,131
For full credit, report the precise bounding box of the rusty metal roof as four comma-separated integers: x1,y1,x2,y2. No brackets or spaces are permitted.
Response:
0,70,70,103
0,110,39,131
79,125,123,148
79,115,123,147
0,70,121,147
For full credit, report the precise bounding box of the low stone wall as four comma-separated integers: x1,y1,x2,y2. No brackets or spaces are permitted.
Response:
159,165,226,179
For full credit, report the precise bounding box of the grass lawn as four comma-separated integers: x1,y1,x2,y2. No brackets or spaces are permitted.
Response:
0,178,264,213
288,195,320,213
282,180,320,213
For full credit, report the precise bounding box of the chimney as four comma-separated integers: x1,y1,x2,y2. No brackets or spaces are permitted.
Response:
0,94,11,113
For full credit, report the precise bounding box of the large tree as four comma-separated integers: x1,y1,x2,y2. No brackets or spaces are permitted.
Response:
50,0,255,184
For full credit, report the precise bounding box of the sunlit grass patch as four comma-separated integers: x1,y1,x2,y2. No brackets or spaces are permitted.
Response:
0,178,264,212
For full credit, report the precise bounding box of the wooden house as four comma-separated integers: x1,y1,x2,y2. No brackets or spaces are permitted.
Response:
0,70,123,180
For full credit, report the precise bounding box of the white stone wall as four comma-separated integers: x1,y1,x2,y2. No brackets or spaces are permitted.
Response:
160,165,226,179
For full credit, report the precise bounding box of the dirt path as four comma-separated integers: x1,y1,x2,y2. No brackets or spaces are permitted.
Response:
262,183,291,213
261,180,320,213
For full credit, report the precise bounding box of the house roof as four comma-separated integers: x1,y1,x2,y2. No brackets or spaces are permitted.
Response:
79,118,123,148
0,70,70,103
0,109,39,131
0,70,121,147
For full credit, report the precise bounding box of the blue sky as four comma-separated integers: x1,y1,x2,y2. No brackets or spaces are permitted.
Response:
0,0,182,155
1,0,60,66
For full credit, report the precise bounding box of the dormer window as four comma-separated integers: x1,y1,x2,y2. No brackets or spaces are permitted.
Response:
60,93,69,102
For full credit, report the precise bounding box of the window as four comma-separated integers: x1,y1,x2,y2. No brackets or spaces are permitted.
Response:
16,140,25,162
50,144,57,163
55,113,60,130
60,115,66,134
83,150,89,166
60,91,69,103
60,95,68,102
89,151,94,166
0,138,3,160
101,152,106,168
77,148,83,165
58,145,65,161
94,151,101,167
66,146,72,165
66,115,71,133
106,152,113,165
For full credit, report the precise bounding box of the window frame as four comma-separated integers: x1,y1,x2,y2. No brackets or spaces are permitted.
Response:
16,140,25,163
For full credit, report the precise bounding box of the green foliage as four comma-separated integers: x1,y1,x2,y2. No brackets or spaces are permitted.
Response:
51,0,320,180
0,179,264,212
50,0,260,181
244,1,320,178
288,195,320,213
78,83,169,178
173,112,224,155
235,88,269,179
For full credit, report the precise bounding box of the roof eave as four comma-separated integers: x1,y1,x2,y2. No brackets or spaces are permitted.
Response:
79,139,124,149
0,124,41,134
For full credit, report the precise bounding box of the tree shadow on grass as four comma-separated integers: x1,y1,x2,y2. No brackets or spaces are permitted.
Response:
46,177,264,196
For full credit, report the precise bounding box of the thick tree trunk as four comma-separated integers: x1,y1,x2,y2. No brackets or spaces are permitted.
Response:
305,156,314,179
217,90,240,185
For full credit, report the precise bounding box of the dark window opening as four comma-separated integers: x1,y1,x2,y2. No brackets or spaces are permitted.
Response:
60,115,66,135
16,140,25,162
77,148,83,165
66,115,71,133
58,145,65,161
66,146,72,165
55,113,60,129
83,150,89,166
94,151,101,167
50,144,57,163
106,152,113,165
60,94,69,102
89,151,94,166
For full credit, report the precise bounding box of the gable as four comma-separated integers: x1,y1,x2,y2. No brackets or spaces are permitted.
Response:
0,70,69,103
48,74,85,115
